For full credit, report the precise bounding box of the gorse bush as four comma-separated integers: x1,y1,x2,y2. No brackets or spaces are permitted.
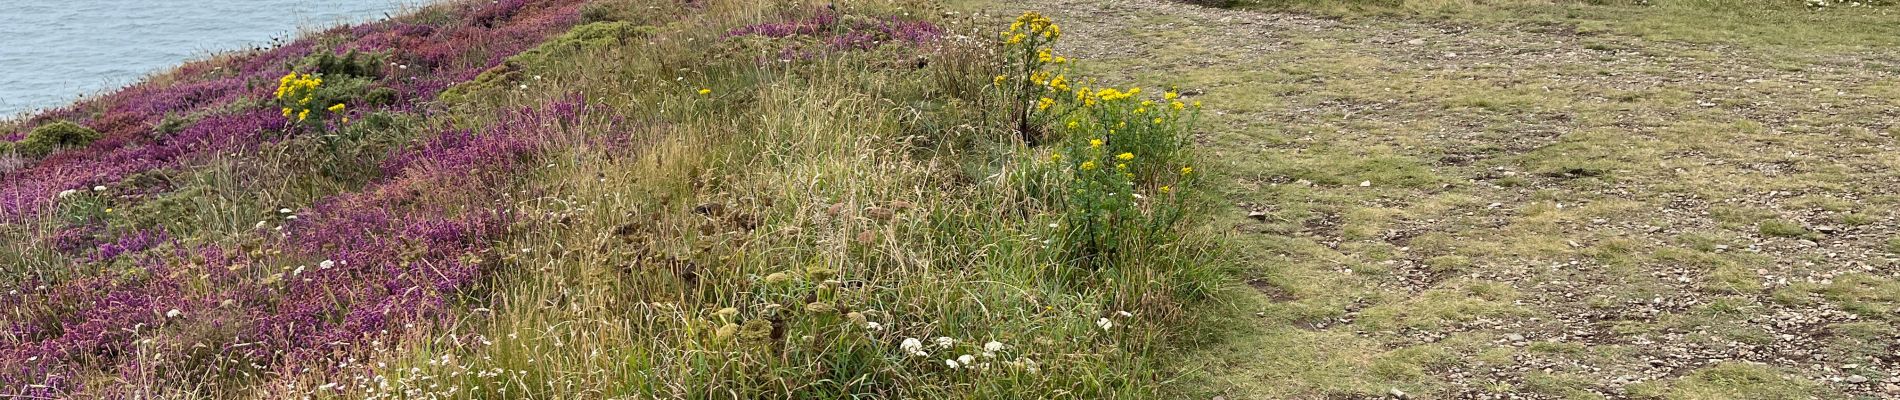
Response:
17,120,103,157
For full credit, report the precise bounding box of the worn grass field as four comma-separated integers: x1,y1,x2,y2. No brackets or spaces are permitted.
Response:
1006,0,1900,398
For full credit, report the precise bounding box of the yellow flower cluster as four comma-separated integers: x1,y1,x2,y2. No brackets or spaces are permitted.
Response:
1094,87,1140,102
276,73,320,103
1003,12,1060,44
275,72,324,122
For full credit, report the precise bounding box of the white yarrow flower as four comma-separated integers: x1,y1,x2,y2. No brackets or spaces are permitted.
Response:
1096,317,1114,331
934,336,955,349
957,354,975,366
92,186,106,192
165,309,183,318
984,341,1005,355
945,359,960,369
319,260,336,269
900,338,928,357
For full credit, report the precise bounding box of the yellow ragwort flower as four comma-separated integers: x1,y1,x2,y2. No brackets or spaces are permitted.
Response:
1115,163,1128,171
698,88,712,95
1181,166,1194,175
1165,91,1179,100
1037,97,1054,110
1117,152,1134,161
1050,153,1063,162
327,103,345,113
1172,101,1186,110
1080,161,1097,171
1089,138,1103,149
1159,185,1173,194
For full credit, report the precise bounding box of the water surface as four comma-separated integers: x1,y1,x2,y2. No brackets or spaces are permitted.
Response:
1,0,427,119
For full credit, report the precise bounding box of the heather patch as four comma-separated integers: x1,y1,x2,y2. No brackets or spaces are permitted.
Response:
725,7,945,60
0,0,590,396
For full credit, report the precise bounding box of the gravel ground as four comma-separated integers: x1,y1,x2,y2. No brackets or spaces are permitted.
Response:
993,0,1900,398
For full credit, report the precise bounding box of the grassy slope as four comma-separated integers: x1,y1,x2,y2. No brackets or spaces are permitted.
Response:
2,0,1225,398
1005,0,1900,398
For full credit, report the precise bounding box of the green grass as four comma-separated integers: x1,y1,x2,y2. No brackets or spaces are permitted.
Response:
1226,0,1900,49
1018,0,1900,397
308,3,1225,398
1627,362,1829,399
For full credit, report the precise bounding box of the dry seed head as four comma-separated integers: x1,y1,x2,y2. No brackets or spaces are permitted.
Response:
865,206,894,221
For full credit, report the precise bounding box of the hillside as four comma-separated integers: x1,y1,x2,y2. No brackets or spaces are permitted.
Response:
3,0,1214,397
3,0,1898,398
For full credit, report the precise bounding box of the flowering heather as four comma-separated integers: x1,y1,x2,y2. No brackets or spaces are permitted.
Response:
726,8,944,58
89,229,169,262
0,0,584,222
0,0,588,396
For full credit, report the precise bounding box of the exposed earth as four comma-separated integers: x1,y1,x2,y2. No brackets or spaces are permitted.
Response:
1019,0,1900,398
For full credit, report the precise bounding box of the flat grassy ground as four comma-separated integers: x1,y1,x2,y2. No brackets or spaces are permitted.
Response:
999,0,1900,398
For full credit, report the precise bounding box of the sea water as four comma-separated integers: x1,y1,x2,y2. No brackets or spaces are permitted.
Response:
0,0,427,119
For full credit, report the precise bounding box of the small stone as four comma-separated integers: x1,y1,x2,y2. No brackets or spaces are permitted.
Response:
1882,383,1900,393
1507,333,1526,342
1388,388,1408,398
1846,375,1869,384
1248,210,1269,221
1405,38,1425,45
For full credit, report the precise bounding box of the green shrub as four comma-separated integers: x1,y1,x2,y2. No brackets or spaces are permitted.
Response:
305,50,383,78
364,87,400,106
20,120,103,157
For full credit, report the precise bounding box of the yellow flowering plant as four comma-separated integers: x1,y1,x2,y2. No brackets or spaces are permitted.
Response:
1000,12,1202,266
993,11,1072,144
274,72,351,130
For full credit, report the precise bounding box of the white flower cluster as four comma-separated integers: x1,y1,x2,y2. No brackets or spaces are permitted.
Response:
898,336,1038,373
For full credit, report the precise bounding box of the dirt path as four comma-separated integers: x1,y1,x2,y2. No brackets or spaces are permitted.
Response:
1014,0,1900,398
